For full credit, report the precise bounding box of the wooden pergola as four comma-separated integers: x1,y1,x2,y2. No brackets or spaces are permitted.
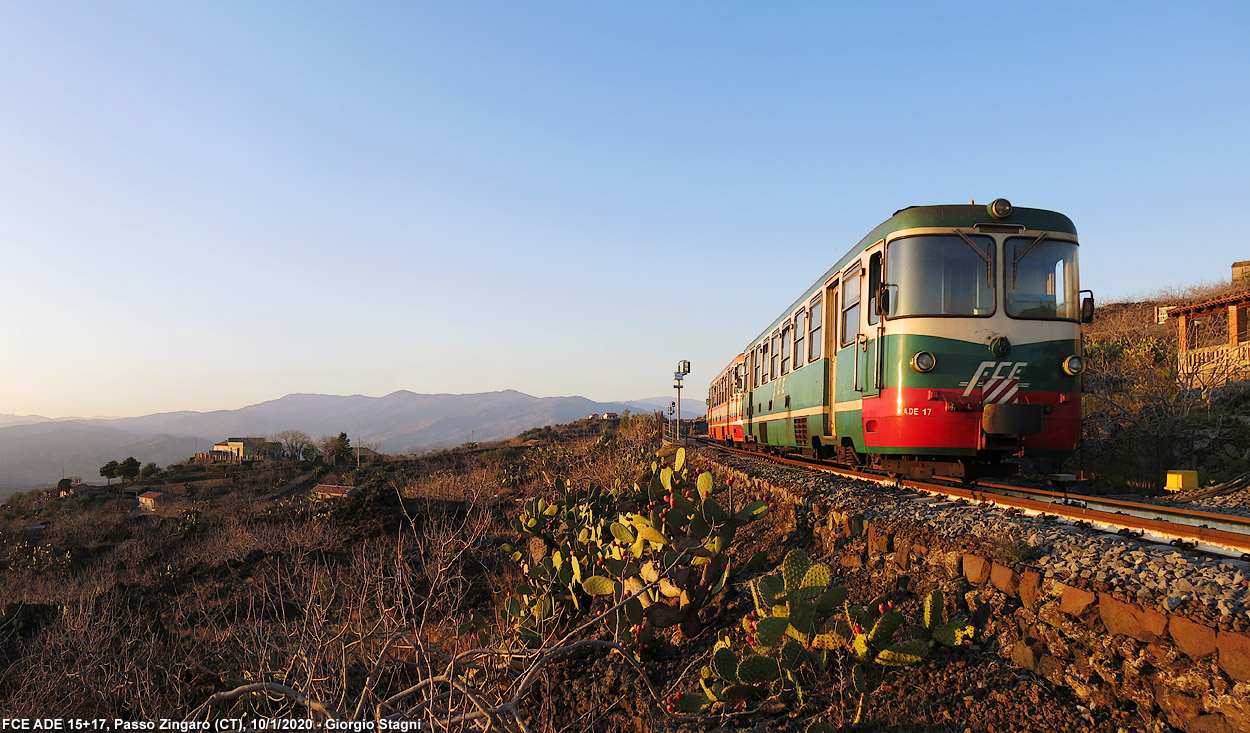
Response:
1172,291,1250,352
1170,290,1250,382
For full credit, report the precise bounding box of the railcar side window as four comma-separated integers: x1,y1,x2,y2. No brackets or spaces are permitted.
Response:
754,346,762,387
809,296,822,360
793,310,805,369
781,326,791,374
770,332,780,379
867,252,882,325
841,267,861,347
761,342,770,384
1005,237,1080,320
887,234,995,317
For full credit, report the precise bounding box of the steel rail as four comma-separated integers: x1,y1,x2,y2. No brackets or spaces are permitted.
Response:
697,441,1250,556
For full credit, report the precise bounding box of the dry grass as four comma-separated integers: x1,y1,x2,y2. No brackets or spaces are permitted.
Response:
0,423,676,729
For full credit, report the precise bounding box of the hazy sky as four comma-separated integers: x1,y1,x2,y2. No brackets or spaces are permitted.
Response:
2,2,1247,418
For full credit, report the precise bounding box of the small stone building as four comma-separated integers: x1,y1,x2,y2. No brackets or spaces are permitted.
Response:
311,484,357,500
213,437,282,461
138,490,164,512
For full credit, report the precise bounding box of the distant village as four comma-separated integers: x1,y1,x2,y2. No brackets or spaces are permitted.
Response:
30,412,633,517
192,437,380,465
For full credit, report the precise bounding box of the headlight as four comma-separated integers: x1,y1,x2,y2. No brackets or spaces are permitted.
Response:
987,198,1012,219
1062,355,1085,376
911,351,936,373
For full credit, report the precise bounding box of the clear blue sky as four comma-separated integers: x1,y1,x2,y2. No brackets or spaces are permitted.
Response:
2,1,1247,418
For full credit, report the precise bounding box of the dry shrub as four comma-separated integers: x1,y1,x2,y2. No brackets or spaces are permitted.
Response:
4,580,199,717
401,466,501,502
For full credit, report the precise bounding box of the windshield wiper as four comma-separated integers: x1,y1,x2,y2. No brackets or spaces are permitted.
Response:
954,229,992,287
1011,232,1048,287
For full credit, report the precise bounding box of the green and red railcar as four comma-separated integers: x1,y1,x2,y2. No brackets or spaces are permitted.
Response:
706,199,1092,479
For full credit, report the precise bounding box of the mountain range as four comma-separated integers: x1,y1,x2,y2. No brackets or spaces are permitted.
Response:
0,391,703,494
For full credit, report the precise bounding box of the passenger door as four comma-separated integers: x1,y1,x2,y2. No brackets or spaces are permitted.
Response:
833,263,863,450
822,281,838,442
861,249,884,399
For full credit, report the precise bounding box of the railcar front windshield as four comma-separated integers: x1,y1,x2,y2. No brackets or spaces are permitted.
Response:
1005,237,1080,320
887,234,995,317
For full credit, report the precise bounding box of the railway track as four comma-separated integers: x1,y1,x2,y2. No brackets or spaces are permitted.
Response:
696,440,1250,558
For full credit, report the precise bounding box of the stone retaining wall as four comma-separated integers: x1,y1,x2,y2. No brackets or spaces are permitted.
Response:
713,463,1250,733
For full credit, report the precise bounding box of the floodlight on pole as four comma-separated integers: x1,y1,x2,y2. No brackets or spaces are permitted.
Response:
673,360,690,445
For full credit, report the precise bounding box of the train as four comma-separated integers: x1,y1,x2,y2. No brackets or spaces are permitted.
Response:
706,199,1092,480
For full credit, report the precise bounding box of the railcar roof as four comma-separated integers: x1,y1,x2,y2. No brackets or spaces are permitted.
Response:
744,203,1078,347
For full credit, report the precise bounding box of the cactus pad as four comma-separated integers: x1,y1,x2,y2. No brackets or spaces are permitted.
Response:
811,630,850,650
672,692,709,713
757,575,785,605
779,639,808,671
754,616,790,648
850,662,868,694
581,575,616,596
721,684,762,702
712,647,740,683
790,563,831,602
813,585,848,613
932,619,975,646
852,634,872,660
853,692,868,725
635,523,667,544
699,677,721,702
697,471,714,499
874,638,932,665
737,654,780,684
924,590,943,630
610,521,635,544
868,611,903,645
781,549,811,592
734,499,769,521
786,601,817,637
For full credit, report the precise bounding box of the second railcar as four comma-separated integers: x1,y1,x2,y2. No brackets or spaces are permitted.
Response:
707,353,746,443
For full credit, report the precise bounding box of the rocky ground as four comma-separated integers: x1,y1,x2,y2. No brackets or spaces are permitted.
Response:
1171,486,1250,518
701,449,1250,631
646,446,1250,732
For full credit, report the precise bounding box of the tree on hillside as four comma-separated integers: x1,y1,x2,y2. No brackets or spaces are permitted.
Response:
274,429,314,461
100,460,119,486
336,432,353,464
316,433,353,466
140,462,160,480
118,456,141,484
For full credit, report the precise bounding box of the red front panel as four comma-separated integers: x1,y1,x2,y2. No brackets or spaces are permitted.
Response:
708,417,745,443
860,388,1080,453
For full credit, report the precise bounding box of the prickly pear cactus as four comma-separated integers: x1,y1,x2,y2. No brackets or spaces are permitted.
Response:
686,548,980,725
502,447,767,649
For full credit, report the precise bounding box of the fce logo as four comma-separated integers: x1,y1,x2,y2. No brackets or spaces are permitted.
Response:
961,361,1028,397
